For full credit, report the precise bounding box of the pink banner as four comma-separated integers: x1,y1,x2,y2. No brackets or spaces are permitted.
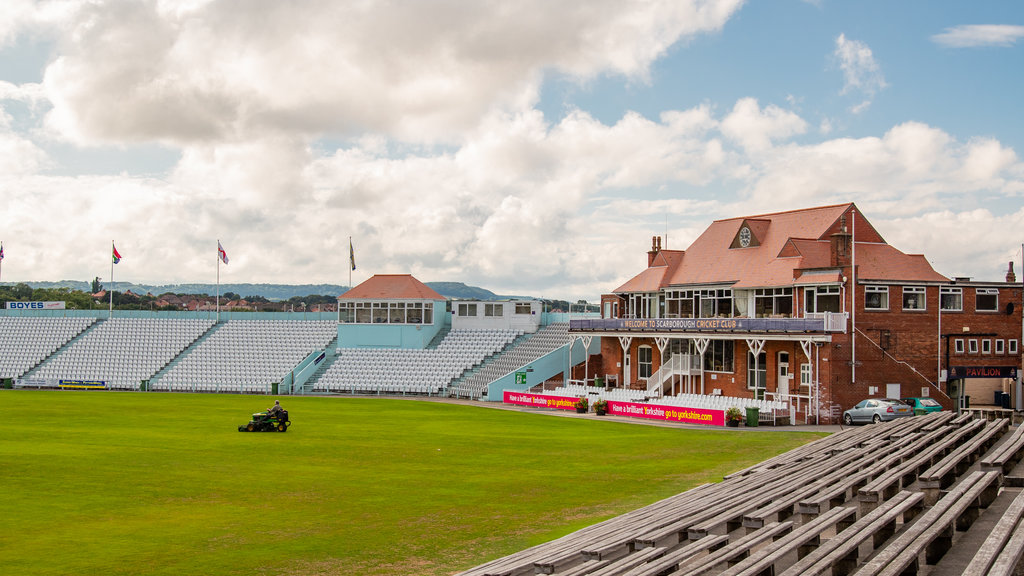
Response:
607,401,724,426
503,391,724,426
503,391,580,411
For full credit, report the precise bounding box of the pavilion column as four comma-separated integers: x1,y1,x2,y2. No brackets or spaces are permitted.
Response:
745,338,766,399
617,336,633,389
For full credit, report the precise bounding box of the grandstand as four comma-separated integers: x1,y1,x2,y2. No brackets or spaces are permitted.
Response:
26,318,214,390
151,320,337,393
0,317,96,379
313,328,520,395
448,322,573,399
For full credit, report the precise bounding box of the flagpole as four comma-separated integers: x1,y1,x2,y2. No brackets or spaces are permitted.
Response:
216,239,220,323
0,241,4,284
109,240,115,318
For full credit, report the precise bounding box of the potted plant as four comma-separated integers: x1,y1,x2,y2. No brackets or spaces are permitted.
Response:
725,407,743,427
574,397,589,414
593,399,608,416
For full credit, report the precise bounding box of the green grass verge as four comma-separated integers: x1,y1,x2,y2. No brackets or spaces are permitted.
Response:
3,391,826,575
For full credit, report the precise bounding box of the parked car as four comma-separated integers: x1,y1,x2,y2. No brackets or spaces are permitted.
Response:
901,397,943,415
842,398,914,425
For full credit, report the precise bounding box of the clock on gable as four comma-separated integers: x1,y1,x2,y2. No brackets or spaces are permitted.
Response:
738,226,752,248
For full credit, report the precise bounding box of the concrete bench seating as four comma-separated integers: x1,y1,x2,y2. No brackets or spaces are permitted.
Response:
851,470,1001,576
963,488,1024,576
778,490,924,576
714,505,857,576
918,418,1008,504
981,423,1024,474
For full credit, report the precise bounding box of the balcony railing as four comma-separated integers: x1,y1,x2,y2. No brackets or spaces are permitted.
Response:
570,312,848,334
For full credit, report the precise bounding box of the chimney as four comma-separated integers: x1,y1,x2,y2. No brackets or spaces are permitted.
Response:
830,215,852,267
1008,261,1017,283
648,236,661,267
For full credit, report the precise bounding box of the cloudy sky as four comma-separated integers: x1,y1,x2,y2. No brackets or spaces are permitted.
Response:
1,0,1022,300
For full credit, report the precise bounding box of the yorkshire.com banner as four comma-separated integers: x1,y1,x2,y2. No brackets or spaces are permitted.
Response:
6,301,66,310
503,391,724,426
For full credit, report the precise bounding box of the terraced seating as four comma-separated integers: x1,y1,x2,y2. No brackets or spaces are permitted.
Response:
716,506,857,576
450,324,570,399
917,418,1008,504
963,488,1024,575
152,320,336,392
0,317,96,379
780,490,924,576
670,522,793,576
29,318,214,389
316,329,519,396
852,470,1002,575
981,423,1024,474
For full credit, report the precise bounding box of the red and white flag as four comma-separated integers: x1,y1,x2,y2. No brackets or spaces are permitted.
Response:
218,241,229,265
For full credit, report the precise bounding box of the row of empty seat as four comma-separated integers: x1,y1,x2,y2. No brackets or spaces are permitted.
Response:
151,320,337,392
449,323,572,399
27,318,215,389
0,317,96,378
313,329,520,395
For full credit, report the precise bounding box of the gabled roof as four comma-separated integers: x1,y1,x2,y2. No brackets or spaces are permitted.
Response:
613,250,684,293
339,274,445,300
855,244,948,283
613,203,948,293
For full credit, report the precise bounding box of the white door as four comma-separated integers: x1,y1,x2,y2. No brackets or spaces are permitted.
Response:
886,383,901,400
624,352,631,388
777,352,791,399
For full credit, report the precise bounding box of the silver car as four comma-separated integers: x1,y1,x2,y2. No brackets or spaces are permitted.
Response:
842,398,914,425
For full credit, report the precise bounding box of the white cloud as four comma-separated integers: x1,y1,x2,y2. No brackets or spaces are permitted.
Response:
932,25,1024,48
720,98,807,153
833,34,886,113
39,0,744,146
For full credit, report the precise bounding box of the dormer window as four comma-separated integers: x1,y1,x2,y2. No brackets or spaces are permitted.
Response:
739,226,752,248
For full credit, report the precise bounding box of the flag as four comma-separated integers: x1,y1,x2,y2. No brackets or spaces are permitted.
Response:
0,243,4,261
112,244,122,264
349,238,356,271
218,241,229,265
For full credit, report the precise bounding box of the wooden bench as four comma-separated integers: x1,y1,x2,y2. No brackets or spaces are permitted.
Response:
981,423,1024,474
559,535,728,576
852,470,1001,576
671,522,794,576
963,488,1024,576
714,505,857,576
856,423,971,510
918,418,1008,504
950,411,973,426
778,490,924,576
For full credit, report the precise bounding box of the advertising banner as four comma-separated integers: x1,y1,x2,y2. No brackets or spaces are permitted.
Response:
607,401,724,426
59,379,107,389
502,391,724,426
6,301,67,310
503,391,579,411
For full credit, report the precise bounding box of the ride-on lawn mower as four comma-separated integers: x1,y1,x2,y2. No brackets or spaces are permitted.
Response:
238,410,290,432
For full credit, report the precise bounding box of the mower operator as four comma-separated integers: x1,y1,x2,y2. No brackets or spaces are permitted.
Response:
268,400,284,417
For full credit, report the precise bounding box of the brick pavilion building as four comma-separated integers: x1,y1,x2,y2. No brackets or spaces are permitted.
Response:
570,203,1022,423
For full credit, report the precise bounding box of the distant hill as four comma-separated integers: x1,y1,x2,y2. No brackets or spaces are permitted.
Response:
1,280,532,301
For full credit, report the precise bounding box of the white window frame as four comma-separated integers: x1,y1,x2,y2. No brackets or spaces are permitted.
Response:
982,339,992,354
954,338,965,354
940,287,962,311
800,363,812,388
637,345,653,379
1010,340,1019,355
995,339,1005,354
865,286,889,311
458,303,477,317
968,339,979,354
902,286,926,311
484,303,504,317
976,288,999,312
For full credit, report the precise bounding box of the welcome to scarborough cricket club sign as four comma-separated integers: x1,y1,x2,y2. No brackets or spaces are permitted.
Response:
502,391,725,426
